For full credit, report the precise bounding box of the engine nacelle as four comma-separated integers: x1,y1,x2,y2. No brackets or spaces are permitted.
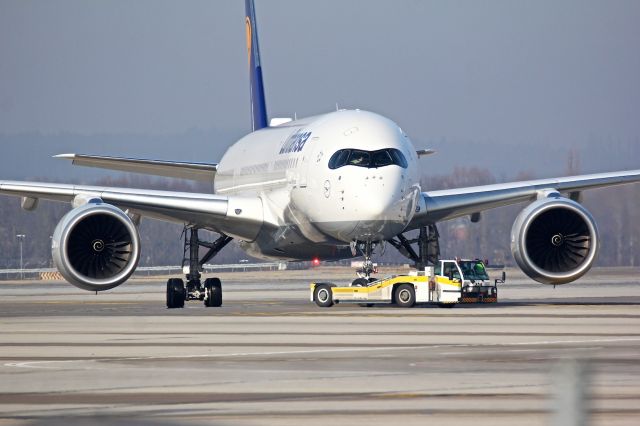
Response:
511,197,599,285
52,203,141,291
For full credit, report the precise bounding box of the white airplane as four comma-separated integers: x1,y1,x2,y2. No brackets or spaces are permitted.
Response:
1,0,640,308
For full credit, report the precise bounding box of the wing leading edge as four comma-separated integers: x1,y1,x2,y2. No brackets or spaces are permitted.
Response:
409,169,640,227
54,154,218,182
0,180,262,241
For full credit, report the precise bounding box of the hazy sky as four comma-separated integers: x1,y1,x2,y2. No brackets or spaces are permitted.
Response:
1,0,639,174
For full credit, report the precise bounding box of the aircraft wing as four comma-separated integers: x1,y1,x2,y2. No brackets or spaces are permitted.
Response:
0,180,262,241
409,169,640,227
54,154,218,181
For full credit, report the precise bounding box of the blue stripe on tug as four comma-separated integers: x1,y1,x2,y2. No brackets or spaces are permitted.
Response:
245,0,268,131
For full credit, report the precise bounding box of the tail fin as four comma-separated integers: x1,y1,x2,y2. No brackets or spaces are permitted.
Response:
245,0,268,131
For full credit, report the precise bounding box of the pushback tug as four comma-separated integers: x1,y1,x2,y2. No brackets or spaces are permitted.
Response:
311,259,505,308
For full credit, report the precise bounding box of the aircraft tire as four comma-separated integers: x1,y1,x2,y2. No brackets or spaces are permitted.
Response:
166,278,185,309
314,284,334,307
204,278,222,307
395,284,416,308
352,278,368,287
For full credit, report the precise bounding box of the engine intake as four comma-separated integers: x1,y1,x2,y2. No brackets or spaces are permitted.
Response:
511,197,599,284
52,203,141,291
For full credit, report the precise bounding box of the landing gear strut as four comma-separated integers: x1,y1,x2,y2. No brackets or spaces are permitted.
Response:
352,240,378,286
166,228,232,309
388,224,440,269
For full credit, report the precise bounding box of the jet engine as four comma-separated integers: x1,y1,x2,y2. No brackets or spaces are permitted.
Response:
51,202,141,291
511,197,599,285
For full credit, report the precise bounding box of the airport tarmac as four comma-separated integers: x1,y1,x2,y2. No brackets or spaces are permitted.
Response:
1,266,639,426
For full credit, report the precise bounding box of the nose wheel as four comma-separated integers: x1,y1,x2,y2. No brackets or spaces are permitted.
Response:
352,240,378,285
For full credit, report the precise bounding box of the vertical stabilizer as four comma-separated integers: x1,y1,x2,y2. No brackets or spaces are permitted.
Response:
245,0,268,131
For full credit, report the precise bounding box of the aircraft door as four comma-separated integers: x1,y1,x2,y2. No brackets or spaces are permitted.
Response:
298,153,309,188
298,136,320,189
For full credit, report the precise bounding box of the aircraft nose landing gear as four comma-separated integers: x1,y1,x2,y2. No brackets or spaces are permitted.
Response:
166,227,232,309
352,240,378,286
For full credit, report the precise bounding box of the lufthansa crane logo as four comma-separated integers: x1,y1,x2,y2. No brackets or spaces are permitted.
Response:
245,17,252,67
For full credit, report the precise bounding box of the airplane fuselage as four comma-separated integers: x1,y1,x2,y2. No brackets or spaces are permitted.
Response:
215,110,421,260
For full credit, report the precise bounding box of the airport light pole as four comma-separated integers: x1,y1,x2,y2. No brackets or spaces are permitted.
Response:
16,234,25,280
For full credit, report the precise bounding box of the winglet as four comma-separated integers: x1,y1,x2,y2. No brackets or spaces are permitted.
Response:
245,0,268,131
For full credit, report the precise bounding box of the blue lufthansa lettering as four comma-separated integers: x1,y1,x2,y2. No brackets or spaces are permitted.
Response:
279,131,312,155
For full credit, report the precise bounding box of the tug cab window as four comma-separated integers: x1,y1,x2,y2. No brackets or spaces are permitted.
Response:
328,148,408,170
442,262,461,280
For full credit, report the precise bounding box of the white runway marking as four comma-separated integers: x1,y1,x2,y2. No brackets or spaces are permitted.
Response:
4,337,640,370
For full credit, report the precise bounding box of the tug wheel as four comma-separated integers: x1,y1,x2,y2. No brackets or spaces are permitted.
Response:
395,284,416,308
314,284,334,307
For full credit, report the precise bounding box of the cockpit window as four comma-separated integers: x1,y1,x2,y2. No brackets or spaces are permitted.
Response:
389,149,408,168
372,150,393,167
328,148,408,170
348,150,370,167
328,150,350,169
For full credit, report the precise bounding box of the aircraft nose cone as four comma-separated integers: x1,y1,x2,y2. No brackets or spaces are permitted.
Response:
361,188,397,218
349,169,416,241
359,169,407,217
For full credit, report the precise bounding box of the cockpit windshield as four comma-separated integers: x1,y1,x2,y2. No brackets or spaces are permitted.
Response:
348,150,370,167
328,148,408,169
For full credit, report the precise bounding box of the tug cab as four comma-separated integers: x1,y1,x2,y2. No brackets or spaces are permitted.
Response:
437,259,501,303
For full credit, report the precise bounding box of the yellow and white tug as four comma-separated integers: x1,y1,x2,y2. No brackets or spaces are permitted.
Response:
311,259,504,308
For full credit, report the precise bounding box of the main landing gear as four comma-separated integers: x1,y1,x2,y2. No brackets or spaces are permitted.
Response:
166,228,232,309
388,224,441,269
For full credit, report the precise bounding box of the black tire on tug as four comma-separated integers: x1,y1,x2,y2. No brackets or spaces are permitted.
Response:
166,278,185,309
204,278,223,307
314,284,334,307
352,278,369,287
395,283,416,308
